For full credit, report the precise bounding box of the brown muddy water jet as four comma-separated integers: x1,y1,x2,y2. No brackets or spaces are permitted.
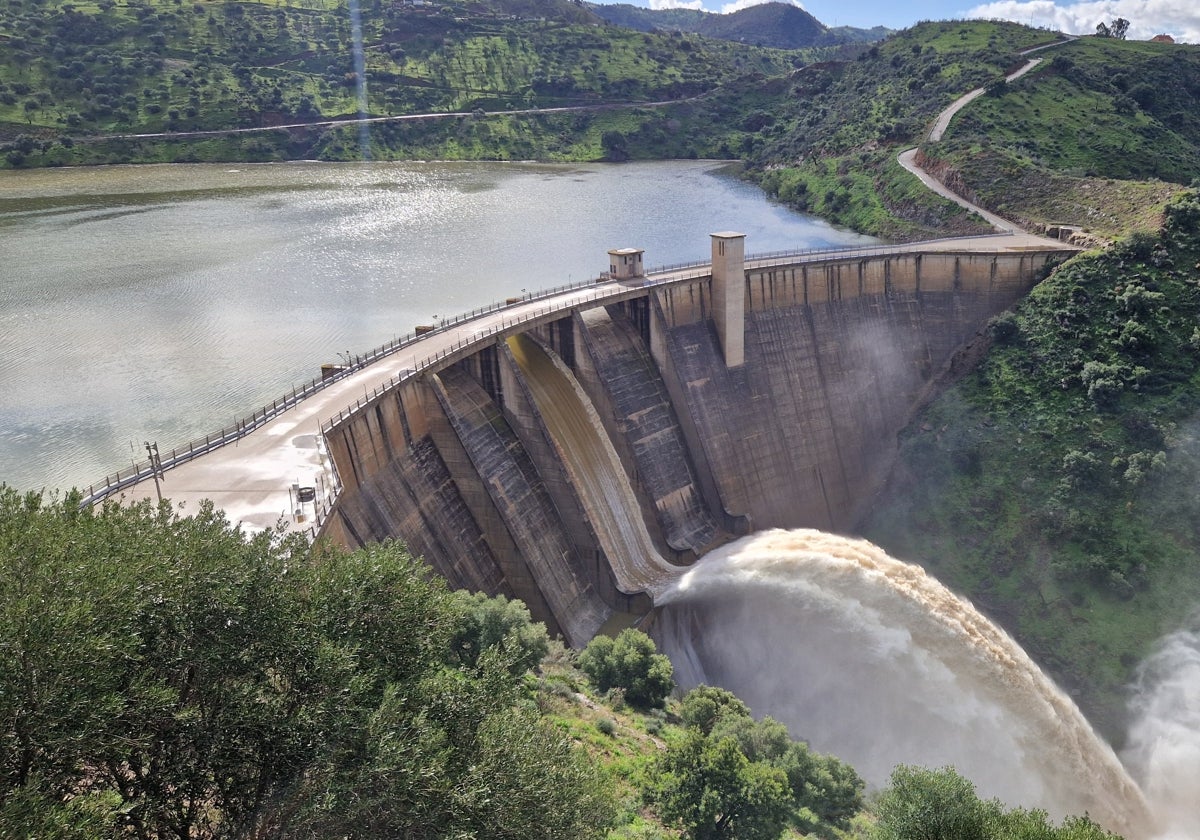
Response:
654,529,1154,838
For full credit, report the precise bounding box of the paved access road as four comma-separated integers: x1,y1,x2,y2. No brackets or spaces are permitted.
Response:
899,36,1076,234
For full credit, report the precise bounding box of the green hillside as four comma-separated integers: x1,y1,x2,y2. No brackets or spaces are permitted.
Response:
4,8,1197,244
0,0,796,165
724,22,1195,241
864,190,1200,740
739,20,1063,239
583,3,710,35
694,3,825,50
585,2,889,50
0,489,864,839
0,489,1126,839
922,35,1200,237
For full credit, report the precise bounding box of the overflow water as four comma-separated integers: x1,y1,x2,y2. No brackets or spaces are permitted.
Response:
499,313,1176,837
506,335,679,596
653,529,1153,838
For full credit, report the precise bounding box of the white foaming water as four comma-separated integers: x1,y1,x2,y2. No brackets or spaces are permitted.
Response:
1124,625,1200,839
654,529,1152,838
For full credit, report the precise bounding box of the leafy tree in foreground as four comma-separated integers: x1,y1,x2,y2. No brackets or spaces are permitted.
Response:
873,765,998,840
872,766,1121,840
649,685,863,839
680,685,750,734
447,588,550,674
650,729,792,840
0,489,318,839
0,488,612,839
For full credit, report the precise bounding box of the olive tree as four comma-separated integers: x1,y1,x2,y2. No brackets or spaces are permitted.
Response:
0,488,613,840
578,628,674,708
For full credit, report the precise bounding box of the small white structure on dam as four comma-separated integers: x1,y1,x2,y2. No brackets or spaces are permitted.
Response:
606,247,644,279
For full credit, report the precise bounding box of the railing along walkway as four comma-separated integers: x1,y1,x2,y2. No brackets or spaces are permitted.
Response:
80,233,1024,510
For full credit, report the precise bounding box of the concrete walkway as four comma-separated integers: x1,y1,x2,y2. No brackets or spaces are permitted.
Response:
115,234,1071,535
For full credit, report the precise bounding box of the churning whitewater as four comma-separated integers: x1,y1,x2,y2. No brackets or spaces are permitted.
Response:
653,529,1152,838
1123,624,1200,839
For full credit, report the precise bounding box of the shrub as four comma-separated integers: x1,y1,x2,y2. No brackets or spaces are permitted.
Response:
680,685,750,734
578,629,674,709
988,311,1020,344
447,590,549,674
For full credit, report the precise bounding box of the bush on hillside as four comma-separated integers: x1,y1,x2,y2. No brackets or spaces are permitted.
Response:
447,589,549,674
651,685,865,837
578,628,674,709
872,766,1120,840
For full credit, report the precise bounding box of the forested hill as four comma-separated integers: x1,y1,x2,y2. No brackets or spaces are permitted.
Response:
0,0,804,164
3,3,1198,245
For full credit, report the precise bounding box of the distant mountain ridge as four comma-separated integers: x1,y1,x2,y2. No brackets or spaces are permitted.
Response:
586,1,890,49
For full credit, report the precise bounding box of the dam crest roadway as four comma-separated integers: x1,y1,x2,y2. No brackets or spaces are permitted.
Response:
110,230,1078,644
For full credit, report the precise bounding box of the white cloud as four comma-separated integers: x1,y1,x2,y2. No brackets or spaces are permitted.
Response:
649,0,705,9
719,0,805,14
965,0,1200,43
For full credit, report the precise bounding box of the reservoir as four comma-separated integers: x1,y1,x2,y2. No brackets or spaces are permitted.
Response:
0,159,875,492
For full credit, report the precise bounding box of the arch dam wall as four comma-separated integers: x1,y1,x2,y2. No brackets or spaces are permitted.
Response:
319,246,1063,645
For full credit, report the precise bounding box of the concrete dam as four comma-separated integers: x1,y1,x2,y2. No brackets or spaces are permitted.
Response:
317,233,1072,645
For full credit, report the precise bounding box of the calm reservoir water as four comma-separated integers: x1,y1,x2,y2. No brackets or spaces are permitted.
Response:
0,160,876,493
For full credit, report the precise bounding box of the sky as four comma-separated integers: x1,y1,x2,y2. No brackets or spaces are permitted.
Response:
600,0,1200,42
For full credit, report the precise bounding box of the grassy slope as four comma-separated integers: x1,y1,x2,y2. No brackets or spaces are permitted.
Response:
536,646,862,840
862,193,1200,740
923,36,1200,239
741,20,1063,240
740,25,1200,242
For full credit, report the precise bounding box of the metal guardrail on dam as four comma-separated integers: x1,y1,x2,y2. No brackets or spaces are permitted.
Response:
79,233,1023,508
77,273,626,506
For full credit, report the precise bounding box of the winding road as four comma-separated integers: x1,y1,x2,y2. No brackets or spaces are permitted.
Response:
898,36,1076,234
96,97,698,142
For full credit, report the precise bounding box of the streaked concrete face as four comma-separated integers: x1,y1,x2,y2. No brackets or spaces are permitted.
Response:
305,237,1075,636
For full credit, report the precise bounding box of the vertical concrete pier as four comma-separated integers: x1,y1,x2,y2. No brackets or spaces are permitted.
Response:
711,232,746,368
